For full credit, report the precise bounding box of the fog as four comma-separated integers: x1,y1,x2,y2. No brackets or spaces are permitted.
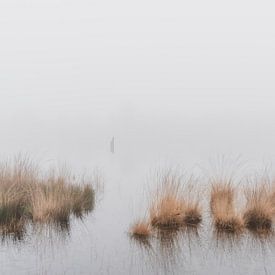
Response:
0,1,275,168
1,1,275,274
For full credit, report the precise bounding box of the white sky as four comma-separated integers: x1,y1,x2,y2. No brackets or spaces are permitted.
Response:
0,0,274,167
0,0,274,95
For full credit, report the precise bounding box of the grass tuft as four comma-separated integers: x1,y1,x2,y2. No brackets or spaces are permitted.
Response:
0,156,96,233
130,220,151,238
183,206,202,226
210,183,243,233
149,173,185,229
243,185,274,233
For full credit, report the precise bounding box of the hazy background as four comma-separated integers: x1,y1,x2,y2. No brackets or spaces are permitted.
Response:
0,0,275,168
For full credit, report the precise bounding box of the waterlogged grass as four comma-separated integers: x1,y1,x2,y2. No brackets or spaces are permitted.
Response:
131,170,275,241
130,220,152,238
0,157,96,237
210,183,243,233
149,173,202,229
183,204,202,227
29,181,95,223
150,174,185,229
243,184,274,233
130,172,202,242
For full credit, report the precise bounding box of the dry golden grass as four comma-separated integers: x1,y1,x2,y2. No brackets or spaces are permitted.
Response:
183,202,202,227
0,185,25,224
69,184,95,216
149,173,185,229
28,181,72,224
0,156,96,230
243,185,274,233
181,180,202,227
210,183,243,233
29,180,95,223
150,195,185,228
130,219,151,238
0,157,34,225
148,172,203,229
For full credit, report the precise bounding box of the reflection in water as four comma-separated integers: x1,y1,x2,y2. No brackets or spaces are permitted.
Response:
0,220,71,245
245,231,275,254
131,221,275,274
157,228,183,255
156,227,201,273
32,222,72,252
212,228,275,251
211,229,244,254
209,227,275,275
0,219,26,243
130,226,202,274
33,221,71,239
130,235,153,252
0,198,95,244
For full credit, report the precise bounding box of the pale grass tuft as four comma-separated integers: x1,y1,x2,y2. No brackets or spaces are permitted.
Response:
183,202,202,226
130,219,151,238
149,173,185,229
182,180,202,227
210,182,243,233
243,184,274,233
0,156,96,232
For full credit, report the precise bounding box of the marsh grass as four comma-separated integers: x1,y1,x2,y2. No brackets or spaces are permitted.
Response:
182,182,202,227
147,171,202,230
130,219,152,238
183,204,202,227
28,176,96,224
210,183,243,233
149,173,185,229
0,156,96,236
243,184,274,233
70,184,95,217
29,181,72,224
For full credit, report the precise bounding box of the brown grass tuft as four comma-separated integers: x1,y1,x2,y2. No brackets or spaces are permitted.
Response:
148,172,202,229
28,181,72,224
70,184,95,217
182,181,202,227
28,175,95,224
243,185,274,233
149,173,185,229
0,156,96,231
210,183,243,233
183,204,202,226
130,220,151,238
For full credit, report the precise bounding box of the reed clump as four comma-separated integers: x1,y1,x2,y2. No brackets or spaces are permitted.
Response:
210,183,243,233
130,220,151,238
148,172,202,229
0,156,96,234
182,182,202,227
0,158,34,225
149,173,185,229
243,185,274,233
69,184,95,216
28,176,95,224
28,180,72,224
183,202,202,227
